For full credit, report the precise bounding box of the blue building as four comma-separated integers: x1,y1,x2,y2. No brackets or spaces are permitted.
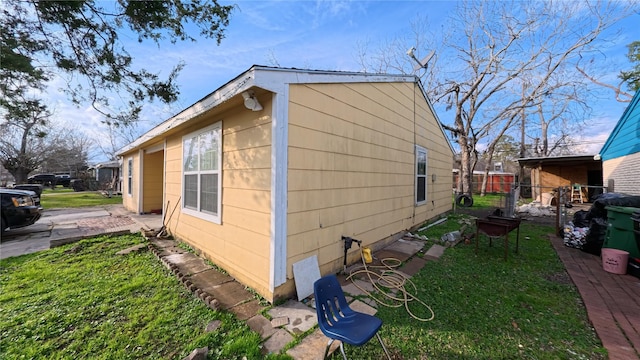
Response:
598,90,640,195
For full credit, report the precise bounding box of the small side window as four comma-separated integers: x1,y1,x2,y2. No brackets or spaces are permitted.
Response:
415,146,427,205
127,158,133,196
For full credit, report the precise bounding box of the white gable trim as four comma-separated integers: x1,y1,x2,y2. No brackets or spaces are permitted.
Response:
268,89,288,291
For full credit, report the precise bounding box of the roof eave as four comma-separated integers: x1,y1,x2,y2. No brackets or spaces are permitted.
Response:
117,65,443,156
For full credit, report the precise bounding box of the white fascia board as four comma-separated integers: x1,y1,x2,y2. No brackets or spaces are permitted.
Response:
414,80,456,155
252,66,415,88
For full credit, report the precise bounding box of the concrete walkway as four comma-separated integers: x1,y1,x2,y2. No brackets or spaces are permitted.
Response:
0,205,163,259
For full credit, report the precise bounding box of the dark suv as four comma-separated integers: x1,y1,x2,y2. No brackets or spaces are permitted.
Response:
28,174,57,187
1,188,43,234
55,174,72,187
12,184,44,198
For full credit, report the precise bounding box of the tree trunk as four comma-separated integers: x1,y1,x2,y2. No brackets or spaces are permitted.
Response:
480,165,489,197
13,168,30,184
459,135,474,196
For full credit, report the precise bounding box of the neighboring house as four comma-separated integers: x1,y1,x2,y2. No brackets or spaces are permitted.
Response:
118,66,454,302
597,90,640,195
88,160,121,193
517,155,603,202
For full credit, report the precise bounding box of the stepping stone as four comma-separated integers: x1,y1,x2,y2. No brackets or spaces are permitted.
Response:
247,315,276,339
349,299,377,315
163,253,211,275
150,239,178,248
228,299,264,321
371,249,411,264
424,244,446,261
358,297,378,309
189,269,234,291
384,238,425,257
341,279,375,297
262,328,294,355
268,299,317,335
209,281,255,310
183,347,208,360
155,246,185,257
399,257,428,277
286,329,340,360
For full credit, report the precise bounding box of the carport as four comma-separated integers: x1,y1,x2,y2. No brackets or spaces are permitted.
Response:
518,155,604,203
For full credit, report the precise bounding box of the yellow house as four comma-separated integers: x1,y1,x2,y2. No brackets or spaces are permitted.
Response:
118,66,454,303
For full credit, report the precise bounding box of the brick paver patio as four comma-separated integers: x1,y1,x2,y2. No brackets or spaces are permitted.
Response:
550,235,640,360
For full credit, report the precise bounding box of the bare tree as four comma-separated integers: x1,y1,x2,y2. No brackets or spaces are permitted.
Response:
93,121,145,161
358,1,636,199
576,40,640,102
40,127,94,175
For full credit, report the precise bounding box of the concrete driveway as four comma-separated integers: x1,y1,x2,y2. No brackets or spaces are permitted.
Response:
0,205,163,259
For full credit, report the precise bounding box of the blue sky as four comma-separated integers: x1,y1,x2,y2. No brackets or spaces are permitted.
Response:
49,1,640,162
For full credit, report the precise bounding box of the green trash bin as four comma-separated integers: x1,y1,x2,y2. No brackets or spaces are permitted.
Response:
603,206,640,259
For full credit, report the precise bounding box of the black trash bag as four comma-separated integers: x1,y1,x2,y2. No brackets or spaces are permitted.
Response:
572,210,589,228
582,217,608,256
586,194,640,221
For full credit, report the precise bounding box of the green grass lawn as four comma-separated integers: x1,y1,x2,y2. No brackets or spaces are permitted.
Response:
343,215,606,359
453,193,506,209
1,195,605,359
40,190,123,208
0,235,280,360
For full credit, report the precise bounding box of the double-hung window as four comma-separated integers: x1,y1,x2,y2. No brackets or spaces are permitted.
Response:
182,123,222,224
415,145,427,205
127,158,133,196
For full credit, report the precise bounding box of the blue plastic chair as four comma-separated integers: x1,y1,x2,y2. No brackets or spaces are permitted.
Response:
314,274,391,360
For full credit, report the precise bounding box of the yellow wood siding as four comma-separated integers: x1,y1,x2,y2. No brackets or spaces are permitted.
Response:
162,102,274,299
121,77,453,302
142,150,164,213
286,82,453,278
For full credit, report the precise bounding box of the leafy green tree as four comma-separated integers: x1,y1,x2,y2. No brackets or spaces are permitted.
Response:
620,41,640,92
0,0,235,124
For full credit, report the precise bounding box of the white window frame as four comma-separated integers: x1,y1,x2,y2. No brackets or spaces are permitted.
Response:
127,157,133,196
181,122,222,224
415,145,427,205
